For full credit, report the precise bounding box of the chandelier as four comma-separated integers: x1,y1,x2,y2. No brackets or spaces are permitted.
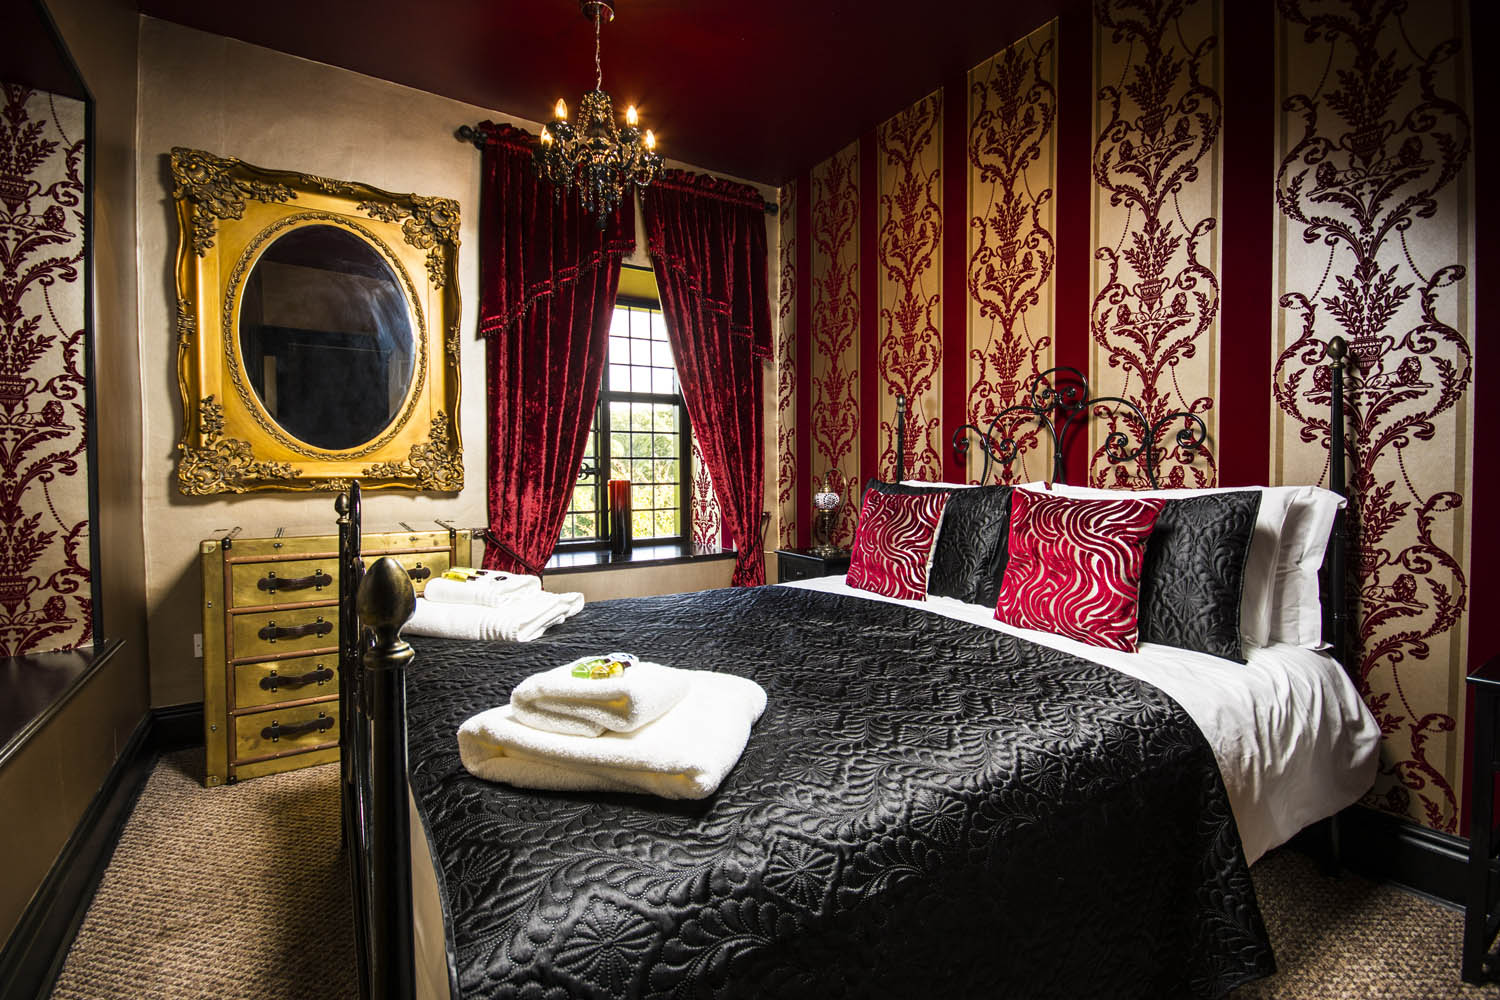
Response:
536,0,663,226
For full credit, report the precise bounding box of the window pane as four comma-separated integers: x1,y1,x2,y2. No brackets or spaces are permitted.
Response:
632,510,653,538
655,510,677,537
610,458,630,481
631,338,650,366
631,458,654,483
651,311,668,341
651,341,673,369
630,484,651,510
609,402,631,430
652,369,675,395
576,513,596,537
610,309,629,339
632,402,652,431
652,434,676,458
572,485,595,511
609,337,629,364
653,404,675,431
609,364,629,393
653,458,676,483
632,367,651,393
653,483,676,509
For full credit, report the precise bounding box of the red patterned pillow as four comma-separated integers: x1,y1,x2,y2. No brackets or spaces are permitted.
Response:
846,489,950,601
994,489,1165,652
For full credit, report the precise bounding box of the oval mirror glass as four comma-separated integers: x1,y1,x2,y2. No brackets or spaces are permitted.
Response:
238,224,415,451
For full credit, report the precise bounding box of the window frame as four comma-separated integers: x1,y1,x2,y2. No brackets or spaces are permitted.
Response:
556,294,692,551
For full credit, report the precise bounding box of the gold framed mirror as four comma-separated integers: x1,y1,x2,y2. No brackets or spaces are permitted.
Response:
171,147,462,494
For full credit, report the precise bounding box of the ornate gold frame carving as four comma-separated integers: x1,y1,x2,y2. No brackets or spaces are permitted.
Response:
171,148,462,494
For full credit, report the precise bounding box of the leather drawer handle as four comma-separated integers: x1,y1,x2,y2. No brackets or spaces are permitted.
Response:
258,618,333,642
257,570,332,594
261,713,334,743
407,564,431,581
259,666,334,693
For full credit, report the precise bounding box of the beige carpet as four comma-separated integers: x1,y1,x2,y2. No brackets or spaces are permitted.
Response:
50,750,356,1000
48,750,1500,998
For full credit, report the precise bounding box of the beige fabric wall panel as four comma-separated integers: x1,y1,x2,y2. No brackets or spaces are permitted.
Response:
1090,0,1222,489
776,180,798,549
808,143,862,546
875,91,943,481
965,22,1058,485
1272,0,1475,833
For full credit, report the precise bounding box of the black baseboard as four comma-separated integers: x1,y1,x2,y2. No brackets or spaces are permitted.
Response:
1333,805,1469,909
0,702,206,1000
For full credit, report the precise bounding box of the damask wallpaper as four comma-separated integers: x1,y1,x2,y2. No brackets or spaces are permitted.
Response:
775,0,1477,834
1272,0,1473,833
967,25,1057,485
0,84,92,657
1090,0,1221,488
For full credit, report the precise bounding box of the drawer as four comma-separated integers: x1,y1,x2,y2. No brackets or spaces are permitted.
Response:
779,557,819,583
234,700,340,763
230,605,337,661
229,556,338,608
364,549,453,596
234,652,339,711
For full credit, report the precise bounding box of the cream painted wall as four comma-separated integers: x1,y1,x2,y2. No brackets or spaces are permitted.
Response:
136,18,780,707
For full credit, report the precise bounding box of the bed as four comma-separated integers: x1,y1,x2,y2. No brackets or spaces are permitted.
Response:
338,336,1378,999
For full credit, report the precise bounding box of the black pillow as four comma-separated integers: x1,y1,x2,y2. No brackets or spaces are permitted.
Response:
863,480,1013,606
1137,491,1262,663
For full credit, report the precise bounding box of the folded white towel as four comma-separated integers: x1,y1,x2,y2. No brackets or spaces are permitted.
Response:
458,671,767,799
510,657,691,736
423,570,541,608
404,591,584,642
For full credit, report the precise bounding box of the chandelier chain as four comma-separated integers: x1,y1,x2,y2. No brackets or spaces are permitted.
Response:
594,9,602,90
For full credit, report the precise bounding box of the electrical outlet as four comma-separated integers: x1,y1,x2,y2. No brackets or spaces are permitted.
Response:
193,633,203,658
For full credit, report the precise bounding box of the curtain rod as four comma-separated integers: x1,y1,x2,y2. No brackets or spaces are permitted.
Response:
454,124,779,217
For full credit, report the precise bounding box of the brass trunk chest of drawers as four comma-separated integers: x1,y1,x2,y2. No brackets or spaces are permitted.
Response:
201,527,471,786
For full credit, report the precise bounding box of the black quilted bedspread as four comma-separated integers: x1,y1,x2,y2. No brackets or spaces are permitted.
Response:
403,585,1273,999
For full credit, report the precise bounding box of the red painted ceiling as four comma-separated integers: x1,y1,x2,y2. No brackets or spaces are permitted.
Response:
134,0,1074,185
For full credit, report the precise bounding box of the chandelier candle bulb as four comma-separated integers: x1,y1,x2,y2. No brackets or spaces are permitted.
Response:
625,105,638,126
554,98,568,120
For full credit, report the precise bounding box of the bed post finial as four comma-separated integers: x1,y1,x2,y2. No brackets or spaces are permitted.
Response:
895,394,906,482
358,556,417,647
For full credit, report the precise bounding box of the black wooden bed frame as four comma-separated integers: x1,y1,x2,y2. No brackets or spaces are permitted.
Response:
337,337,1352,999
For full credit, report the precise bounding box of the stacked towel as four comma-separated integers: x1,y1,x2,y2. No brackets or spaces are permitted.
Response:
423,570,540,608
404,590,584,642
458,671,767,799
510,656,692,736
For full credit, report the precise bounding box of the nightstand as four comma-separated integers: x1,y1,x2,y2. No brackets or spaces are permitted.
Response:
1464,656,1500,981
775,547,851,584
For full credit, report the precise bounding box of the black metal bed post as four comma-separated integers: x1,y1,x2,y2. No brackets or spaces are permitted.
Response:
357,556,418,1000
895,394,906,482
1326,336,1349,671
335,486,369,1000
1322,336,1351,873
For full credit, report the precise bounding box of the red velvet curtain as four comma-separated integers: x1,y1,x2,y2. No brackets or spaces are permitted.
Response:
476,122,635,574
641,171,772,586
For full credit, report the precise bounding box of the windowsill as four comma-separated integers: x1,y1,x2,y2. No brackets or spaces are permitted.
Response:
0,638,126,770
545,541,735,575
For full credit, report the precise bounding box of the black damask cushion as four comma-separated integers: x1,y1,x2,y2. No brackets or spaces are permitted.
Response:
864,480,1013,606
1137,490,1262,662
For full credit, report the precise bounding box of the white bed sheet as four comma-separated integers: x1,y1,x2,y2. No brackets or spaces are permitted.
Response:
780,574,1380,864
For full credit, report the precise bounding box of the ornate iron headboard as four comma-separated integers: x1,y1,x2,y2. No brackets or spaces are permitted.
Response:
948,368,1208,488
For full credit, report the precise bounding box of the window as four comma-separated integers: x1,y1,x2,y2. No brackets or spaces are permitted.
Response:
559,300,692,548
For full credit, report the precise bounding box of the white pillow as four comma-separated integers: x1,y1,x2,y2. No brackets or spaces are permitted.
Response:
1267,486,1346,648
1018,481,1300,649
